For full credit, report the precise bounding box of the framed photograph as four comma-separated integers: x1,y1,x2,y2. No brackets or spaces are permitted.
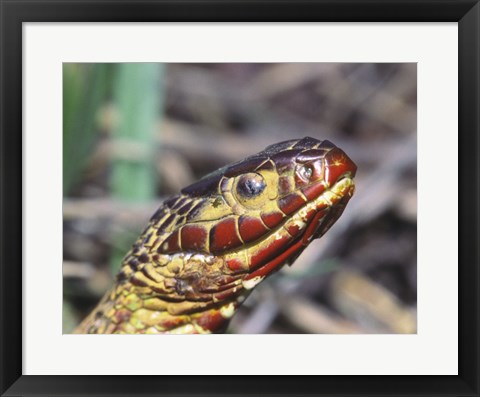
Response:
61,62,417,337
1,1,479,396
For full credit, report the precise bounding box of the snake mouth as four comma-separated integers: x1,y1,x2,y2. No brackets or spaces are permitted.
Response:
290,174,355,241
309,176,355,238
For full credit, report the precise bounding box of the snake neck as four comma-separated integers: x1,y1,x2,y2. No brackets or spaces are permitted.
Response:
74,236,249,334
74,287,240,334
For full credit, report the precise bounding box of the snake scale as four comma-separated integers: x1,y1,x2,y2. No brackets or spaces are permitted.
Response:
74,137,356,334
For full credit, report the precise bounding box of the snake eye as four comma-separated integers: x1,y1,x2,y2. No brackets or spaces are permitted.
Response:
297,165,313,181
236,173,265,198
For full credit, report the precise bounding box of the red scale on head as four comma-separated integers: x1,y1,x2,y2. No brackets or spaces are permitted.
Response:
209,217,242,254
278,192,307,215
238,215,269,243
180,224,209,252
323,147,357,186
301,182,326,201
261,211,285,228
160,230,181,253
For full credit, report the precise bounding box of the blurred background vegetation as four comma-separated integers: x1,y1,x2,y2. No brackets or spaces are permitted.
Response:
63,63,417,334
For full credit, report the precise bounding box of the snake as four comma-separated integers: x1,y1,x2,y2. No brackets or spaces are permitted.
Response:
74,137,357,334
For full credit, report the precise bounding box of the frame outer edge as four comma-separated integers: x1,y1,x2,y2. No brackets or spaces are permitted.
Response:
1,0,479,396
459,1,480,394
0,0,478,22
0,1,23,396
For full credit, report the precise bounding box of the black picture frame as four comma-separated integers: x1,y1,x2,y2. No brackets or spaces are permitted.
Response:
1,1,478,396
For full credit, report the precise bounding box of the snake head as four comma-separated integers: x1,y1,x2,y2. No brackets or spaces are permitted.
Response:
92,137,357,334
157,137,356,267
